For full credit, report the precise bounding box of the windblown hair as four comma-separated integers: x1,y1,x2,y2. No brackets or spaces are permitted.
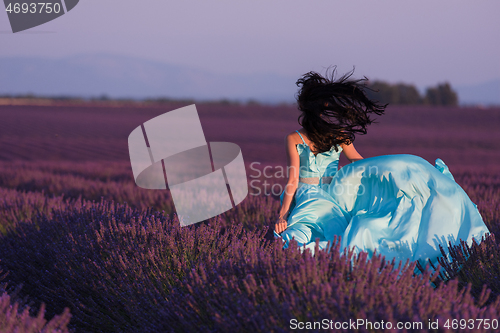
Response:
295,67,387,153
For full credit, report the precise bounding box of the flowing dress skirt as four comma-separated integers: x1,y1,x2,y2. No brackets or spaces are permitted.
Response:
276,154,490,269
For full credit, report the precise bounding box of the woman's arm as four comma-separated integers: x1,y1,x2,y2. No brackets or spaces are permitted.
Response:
341,142,364,163
275,133,300,233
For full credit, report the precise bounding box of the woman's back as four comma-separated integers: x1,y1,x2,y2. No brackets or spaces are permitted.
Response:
294,130,343,189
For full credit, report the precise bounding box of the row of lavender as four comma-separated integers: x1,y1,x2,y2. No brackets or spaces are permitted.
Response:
0,160,498,234
0,160,499,332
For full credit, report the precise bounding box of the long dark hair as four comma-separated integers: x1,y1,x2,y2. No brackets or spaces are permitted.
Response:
295,67,386,153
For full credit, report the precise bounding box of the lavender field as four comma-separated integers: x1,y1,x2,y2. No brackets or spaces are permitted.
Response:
0,101,500,332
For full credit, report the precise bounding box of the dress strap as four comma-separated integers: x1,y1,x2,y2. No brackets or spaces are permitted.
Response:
295,130,306,145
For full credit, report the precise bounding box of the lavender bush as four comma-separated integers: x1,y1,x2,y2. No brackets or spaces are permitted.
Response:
0,103,499,332
0,192,498,332
0,161,282,235
0,288,71,332
422,234,500,306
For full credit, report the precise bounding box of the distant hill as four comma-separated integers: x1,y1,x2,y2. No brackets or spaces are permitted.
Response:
0,54,297,103
0,54,498,105
456,79,500,106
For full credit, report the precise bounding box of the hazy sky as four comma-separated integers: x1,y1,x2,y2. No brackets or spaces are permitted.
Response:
1,0,499,89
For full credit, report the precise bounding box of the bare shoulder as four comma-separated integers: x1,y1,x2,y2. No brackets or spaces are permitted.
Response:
340,141,364,161
285,130,301,143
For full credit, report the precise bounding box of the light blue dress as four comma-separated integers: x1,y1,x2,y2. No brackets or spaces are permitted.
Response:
275,130,490,269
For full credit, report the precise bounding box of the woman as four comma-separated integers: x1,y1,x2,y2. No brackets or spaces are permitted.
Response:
274,68,490,269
